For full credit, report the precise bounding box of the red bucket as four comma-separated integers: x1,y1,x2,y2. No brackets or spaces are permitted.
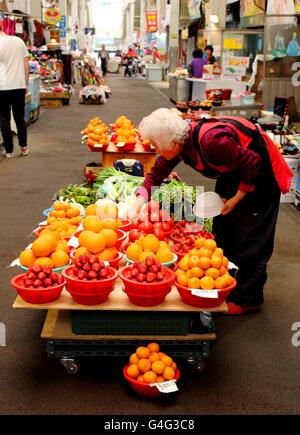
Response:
123,365,180,398
11,274,65,304
175,279,236,308
62,265,118,296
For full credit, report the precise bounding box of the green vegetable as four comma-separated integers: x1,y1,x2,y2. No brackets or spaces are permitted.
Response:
56,184,97,207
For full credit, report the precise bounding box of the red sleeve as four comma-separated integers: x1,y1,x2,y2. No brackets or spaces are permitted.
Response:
136,155,181,200
201,128,262,193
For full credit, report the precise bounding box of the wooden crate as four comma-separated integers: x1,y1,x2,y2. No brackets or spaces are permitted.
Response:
40,92,71,108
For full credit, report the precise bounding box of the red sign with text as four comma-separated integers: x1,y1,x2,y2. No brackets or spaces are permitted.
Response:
146,10,158,33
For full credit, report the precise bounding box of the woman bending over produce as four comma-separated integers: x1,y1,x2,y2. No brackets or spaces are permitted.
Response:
131,109,292,315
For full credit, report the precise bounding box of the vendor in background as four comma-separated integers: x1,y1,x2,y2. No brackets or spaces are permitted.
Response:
204,45,216,65
98,44,109,77
189,48,207,78
130,109,292,315
153,47,161,63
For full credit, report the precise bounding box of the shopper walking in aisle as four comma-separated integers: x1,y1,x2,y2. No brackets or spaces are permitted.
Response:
98,44,109,77
0,23,30,158
131,109,292,315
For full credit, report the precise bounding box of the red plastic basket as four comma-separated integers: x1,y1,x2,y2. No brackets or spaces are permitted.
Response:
67,290,112,306
119,266,175,307
123,365,180,398
62,265,118,296
11,274,65,304
175,279,236,308
171,245,185,261
118,219,131,232
119,266,175,295
116,229,127,249
70,250,123,269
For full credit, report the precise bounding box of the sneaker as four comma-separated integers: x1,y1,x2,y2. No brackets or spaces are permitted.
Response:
0,150,13,158
20,147,29,156
223,302,261,315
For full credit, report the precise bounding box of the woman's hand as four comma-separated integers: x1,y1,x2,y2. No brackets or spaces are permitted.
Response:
128,196,146,220
221,190,246,216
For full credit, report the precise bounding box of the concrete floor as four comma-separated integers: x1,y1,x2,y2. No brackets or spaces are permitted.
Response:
0,75,299,415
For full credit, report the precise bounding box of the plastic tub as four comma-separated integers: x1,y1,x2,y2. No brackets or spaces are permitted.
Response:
123,365,180,398
43,207,54,217
171,245,185,261
193,192,224,218
124,253,178,268
67,289,112,306
70,250,123,269
62,265,118,296
118,219,131,232
175,279,236,308
19,262,71,275
11,274,65,304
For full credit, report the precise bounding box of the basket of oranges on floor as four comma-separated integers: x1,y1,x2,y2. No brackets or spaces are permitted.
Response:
174,238,236,308
124,343,180,398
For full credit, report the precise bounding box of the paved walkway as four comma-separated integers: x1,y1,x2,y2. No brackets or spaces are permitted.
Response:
0,75,299,415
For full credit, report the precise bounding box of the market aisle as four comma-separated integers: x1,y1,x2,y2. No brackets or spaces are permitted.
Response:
0,75,299,415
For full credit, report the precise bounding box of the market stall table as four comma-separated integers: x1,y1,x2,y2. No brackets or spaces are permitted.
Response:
211,98,263,118
13,279,227,374
100,143,157,176
186,77,248,102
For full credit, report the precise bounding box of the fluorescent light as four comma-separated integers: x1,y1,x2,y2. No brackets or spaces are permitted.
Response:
209,14,220,24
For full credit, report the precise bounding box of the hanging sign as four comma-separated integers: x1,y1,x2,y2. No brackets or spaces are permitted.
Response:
240,0,265,17
146,9,158,33
44,7,61,26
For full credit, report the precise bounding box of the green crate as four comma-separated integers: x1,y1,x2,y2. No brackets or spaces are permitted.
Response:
71,311,193,336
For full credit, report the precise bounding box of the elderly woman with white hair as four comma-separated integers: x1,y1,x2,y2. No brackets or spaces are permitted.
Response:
133,108,292,315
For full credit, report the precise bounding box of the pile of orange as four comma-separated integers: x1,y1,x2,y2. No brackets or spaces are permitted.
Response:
39,220,78,241
85,203,127,230
82,117,110,147
113,116,137,144
73,214,120,261
47,202,82,225
126,234,174,264
175,238,234,290
19,234,70,269
126,343,177,384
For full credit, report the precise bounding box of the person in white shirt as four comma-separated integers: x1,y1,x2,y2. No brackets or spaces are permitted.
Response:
0,24,30,158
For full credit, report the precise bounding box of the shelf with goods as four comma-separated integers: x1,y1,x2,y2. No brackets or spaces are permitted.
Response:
29,48,73,108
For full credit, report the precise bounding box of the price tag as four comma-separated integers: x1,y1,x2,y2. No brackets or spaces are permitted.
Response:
93,144,103,149
68,236,80,248
103,261,110,267
229,262,239,271
150,380,178,393
191,289,218,299
117,142,125,148
9,258,20,268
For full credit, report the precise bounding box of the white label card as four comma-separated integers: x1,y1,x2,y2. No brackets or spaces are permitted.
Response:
103,261,110,267
150,380,178,393
9,258,21,268
68,236,80,248
191,289,218,299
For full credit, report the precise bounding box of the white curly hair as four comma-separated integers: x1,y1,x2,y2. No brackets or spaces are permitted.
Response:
139,108,190,151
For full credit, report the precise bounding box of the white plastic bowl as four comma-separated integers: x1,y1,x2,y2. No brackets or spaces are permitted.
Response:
193,192,224,218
